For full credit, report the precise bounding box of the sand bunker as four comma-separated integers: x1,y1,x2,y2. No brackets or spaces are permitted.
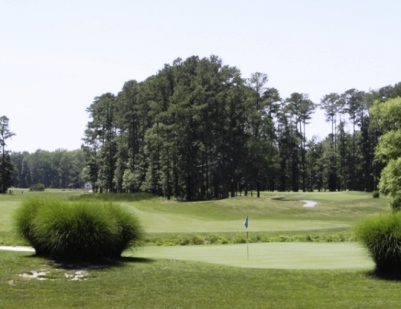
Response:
302,200,317,207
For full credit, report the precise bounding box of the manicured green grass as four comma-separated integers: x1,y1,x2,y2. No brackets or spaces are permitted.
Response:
131,242,374,269
0,190,390,246
0,190,398,308
123,191,389,245
1,249,401,309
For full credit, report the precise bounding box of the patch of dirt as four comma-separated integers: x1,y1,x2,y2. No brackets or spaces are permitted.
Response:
20,271,47,280
19,265,103,281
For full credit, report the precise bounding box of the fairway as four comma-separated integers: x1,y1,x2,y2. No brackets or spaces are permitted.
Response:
130,207,350,233
129,242,374,270
1,191,397,309
0,190,389,246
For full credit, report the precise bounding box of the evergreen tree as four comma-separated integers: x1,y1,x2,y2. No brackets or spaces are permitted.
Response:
0,116,15,193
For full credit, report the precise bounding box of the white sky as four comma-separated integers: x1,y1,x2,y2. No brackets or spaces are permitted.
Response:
1,0,400,153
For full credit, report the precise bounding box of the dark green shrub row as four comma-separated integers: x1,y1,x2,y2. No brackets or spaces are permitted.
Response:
29,183,45,191
71,192,155,202
143,232,355,246
355,212,401,274
14,197,143,261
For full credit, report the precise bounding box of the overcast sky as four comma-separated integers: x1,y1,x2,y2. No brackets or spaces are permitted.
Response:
1,0,400,153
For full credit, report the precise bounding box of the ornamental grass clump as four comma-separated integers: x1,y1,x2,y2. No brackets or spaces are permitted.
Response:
106,204,143,258
14,197,143,261
355,212,401,274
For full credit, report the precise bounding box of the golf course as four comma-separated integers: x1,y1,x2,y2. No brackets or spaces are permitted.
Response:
1,189,400,308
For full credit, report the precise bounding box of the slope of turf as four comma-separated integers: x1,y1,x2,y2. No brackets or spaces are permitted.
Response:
129,242,374,269
0,191,397,308
130,207,350,233
0,250,400,309
0,190,390,246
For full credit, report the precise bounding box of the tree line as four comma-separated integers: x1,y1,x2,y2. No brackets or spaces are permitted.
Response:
2,55,401,197
81,55,401,200
10,149,85,190
0,116,15,193
0,118,85,192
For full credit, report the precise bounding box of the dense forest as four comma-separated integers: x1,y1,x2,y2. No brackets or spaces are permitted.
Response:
80,55,401,200
3,55,401,199
10,149,85,190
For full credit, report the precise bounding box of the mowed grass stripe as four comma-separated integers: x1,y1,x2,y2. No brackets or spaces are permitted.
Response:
129,242,373,270
128,204,350,233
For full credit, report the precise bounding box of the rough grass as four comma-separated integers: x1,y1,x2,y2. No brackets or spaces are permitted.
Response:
1,250,401,309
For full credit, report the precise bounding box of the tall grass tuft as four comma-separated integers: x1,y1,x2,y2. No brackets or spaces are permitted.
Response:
14,197,143,261
355,212,401,274
106,204,143,257
13,197,56,255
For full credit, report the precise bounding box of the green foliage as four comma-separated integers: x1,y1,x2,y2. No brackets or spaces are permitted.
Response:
372,191,380,198
71,192,154,202
14,197,143,260
374,130,401,163
378,157,401,198
11,149,85,189
78,55,395,198
144,231,355,246
355,212,401,274
0,116,15,194
390,196,401,211
29,183,45,191
371,97,401,205
13,197,46,253
370,97,401,133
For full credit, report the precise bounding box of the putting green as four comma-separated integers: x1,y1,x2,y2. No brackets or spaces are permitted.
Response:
129,243,374,270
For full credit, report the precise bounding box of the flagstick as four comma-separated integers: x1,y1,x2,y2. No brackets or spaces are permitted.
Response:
246,230,249,261
244,215,249,261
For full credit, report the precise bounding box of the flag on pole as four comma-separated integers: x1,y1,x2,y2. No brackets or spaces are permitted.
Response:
244,216,248,228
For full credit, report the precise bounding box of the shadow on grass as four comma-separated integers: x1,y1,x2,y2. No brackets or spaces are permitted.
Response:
270,197,300,201
70,192,156,202
365,269,401,281
21,253,154,270
119,256,154,263
53,257,155,270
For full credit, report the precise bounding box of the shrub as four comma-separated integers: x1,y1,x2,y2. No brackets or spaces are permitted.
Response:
234,236,246,244
29,183,45,191
106,204,143,257
14,197,143,261
355,212,401,274
390,196,401,211
372,191,380,198
14,197,52,255
190,235,204,245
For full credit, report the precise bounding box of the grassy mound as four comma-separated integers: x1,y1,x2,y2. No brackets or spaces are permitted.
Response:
14,197,143,261
355,212,401,274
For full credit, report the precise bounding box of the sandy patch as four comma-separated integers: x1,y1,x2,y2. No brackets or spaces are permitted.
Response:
0,246,35,252
20,271,47,280
302,200,317,208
